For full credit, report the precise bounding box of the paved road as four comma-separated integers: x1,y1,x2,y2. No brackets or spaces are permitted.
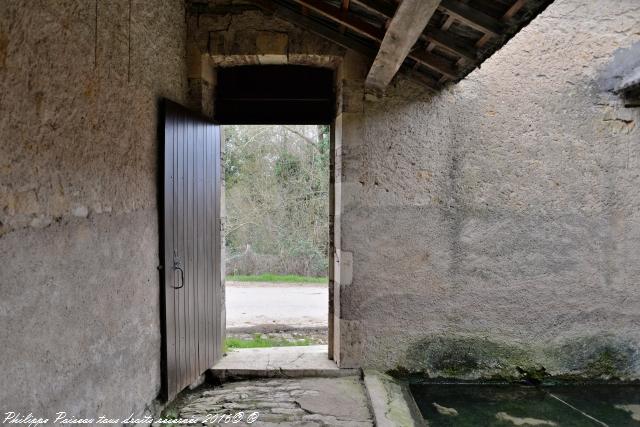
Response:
226,281,328,329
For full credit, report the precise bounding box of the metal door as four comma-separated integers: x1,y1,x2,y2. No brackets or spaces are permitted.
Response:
161,100,223,400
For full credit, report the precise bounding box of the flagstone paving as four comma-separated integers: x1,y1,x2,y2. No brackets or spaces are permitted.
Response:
168,376,373,426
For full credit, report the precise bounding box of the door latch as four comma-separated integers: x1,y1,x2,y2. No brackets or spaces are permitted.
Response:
171,252,185,290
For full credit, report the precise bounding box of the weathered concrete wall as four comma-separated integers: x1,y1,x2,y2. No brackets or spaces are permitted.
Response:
339,0,640,379
0,0,187,416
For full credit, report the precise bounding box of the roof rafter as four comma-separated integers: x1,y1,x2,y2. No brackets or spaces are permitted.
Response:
261,0,442,91
425,29,478,61
365,0,441,91
261,0,379,56
438,0,504,37
291,0,385,42
292,0,457,81
503,0,527,20
352,0,486,75
350,0,396,19
204,0,554,92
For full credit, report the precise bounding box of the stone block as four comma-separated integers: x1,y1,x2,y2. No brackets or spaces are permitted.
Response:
256,31,289,65
256,31,288,56
339,320,363,368
336,249,352,286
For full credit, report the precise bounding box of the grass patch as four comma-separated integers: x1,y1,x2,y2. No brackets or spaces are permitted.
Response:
226,273,327,284
225,334,313,349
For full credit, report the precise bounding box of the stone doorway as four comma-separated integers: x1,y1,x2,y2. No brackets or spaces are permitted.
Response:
187,62,346,367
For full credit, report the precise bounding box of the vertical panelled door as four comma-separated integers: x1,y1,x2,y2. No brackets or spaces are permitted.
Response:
162,100,222,400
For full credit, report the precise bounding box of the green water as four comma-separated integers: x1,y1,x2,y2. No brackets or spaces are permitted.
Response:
410,384,640,426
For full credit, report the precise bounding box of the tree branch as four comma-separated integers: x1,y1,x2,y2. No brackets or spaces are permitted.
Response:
283,126,322,152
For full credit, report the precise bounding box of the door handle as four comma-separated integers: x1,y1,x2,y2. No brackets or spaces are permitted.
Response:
171,255,185,289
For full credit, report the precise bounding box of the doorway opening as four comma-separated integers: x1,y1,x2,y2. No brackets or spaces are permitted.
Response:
210,64,339,369
160,64,340,397
223,124,330,355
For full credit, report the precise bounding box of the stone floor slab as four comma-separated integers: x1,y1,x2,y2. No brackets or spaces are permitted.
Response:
210,345,359,380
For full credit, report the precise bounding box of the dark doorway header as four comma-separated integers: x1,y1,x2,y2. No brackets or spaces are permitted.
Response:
214,65,335,124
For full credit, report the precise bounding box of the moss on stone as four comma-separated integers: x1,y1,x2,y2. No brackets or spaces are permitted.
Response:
403,335,532,380
585,349,629,379
546,335,635,380
396,334,638,382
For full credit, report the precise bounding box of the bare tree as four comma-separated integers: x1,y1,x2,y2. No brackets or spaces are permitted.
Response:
223,125,329,277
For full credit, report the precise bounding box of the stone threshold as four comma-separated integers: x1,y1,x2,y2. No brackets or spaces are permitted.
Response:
208,345,359,381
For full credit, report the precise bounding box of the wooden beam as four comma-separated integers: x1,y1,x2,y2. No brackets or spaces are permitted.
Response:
261,1,379,57
339,0,350,33
405,68,441,93
438,0,503,36
441,15,456,31
292,0,385,42
502,0,527,21
425,29,477,61
271,0,447,91
410,50,458,80
475,33,492,48
366,0,440,91
292,0,456,81
350,0,396,19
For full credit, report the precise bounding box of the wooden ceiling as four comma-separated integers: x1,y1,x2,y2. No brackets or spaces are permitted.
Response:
190,0,555,92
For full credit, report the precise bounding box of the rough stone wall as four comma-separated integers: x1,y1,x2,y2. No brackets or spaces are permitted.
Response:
185,3,346,115
340,0,640,379
0,0,187,416
186,0,640,379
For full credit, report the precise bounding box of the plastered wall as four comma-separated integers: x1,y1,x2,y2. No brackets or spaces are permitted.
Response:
0,0,187,416
339,0,640,379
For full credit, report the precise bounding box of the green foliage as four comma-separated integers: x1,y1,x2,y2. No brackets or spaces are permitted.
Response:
225,334,313,349
226,273,327,283
223,125,330,276
274,152,301,181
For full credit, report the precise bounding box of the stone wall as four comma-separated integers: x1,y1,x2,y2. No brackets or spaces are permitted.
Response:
3,0,638,416
0,0,187,416
339,0,640,378
187,0,640,380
